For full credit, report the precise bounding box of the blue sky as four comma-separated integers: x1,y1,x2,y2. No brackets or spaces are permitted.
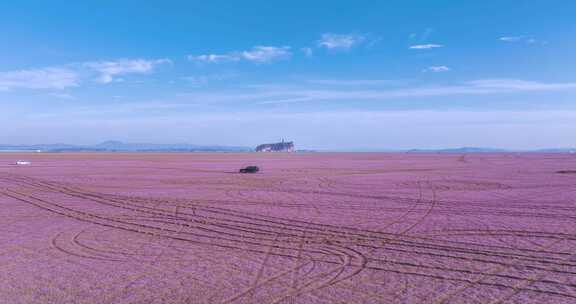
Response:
1,1,575,150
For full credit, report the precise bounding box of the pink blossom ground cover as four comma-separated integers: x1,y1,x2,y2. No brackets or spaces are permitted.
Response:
0,152,575,304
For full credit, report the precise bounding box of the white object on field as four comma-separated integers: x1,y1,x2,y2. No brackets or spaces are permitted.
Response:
15,160,32,165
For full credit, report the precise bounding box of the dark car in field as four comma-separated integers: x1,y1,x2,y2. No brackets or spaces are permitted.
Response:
239,166,260,173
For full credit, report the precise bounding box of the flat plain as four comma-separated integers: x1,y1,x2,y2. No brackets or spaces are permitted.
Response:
0,152,575,304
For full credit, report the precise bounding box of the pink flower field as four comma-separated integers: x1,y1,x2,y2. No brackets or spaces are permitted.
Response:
1,152,575,304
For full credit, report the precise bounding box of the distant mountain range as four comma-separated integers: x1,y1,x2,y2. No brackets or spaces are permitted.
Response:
0,141,252,152
0,142,574,153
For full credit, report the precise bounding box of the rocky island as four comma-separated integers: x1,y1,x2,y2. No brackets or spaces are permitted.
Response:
255,140,295,152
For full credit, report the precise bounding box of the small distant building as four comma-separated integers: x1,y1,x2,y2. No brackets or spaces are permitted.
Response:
256,139,295,152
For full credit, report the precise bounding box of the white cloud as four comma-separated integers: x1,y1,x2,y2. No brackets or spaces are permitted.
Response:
187,54,239,64
409,44,444,49
84,58,171,83
241,46,291,63
0,58,171,91
499,36,523,43
0,68,79,91
188,46,291,64
499,36,543,45
317,33,365,50
423,66,451,73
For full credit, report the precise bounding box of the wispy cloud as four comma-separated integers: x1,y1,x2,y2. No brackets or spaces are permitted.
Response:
409,44,444,50
409,28,435,42
184,78,576,105
48,92,76,100
181,73,236,87
241,46,291,63
187,54,238,64
0,68,80,91
188,46,291,64
499,36,523,43
306,79,408,86
423,66,451,73
317,33,365,50
301,47,314,57
466,79,575,90
84,58,171,83
0,58,172,91
499,36,543,44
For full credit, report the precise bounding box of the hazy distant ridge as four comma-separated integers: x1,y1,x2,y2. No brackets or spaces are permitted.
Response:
0,142,574,153
0,141,252,152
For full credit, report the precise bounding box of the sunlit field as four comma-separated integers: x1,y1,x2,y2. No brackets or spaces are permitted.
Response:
1,153,575,303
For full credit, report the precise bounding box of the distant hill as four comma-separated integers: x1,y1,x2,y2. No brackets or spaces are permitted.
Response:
0,141,252,152
534,148,576,153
